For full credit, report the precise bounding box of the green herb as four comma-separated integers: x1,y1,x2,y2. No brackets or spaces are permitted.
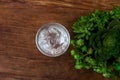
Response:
71,6,120,80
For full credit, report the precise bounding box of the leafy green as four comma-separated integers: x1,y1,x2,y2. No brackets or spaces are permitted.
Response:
90,28,120,61
71,6,120,80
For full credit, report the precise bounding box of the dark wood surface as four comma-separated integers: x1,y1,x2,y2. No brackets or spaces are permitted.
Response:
0,0,120,80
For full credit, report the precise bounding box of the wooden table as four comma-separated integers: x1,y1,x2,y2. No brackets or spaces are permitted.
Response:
0,0,120,80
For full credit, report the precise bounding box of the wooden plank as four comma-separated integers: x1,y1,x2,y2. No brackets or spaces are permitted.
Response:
0,0,120,80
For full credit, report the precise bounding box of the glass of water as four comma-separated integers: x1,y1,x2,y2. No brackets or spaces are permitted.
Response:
35,23,70,57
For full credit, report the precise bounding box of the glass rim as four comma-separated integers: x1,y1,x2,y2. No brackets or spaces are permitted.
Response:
35,23,70,57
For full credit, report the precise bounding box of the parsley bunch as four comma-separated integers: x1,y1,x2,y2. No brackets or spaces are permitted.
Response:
71,6,120,80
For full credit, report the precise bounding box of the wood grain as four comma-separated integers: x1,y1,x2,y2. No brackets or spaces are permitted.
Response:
0,0,120,80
